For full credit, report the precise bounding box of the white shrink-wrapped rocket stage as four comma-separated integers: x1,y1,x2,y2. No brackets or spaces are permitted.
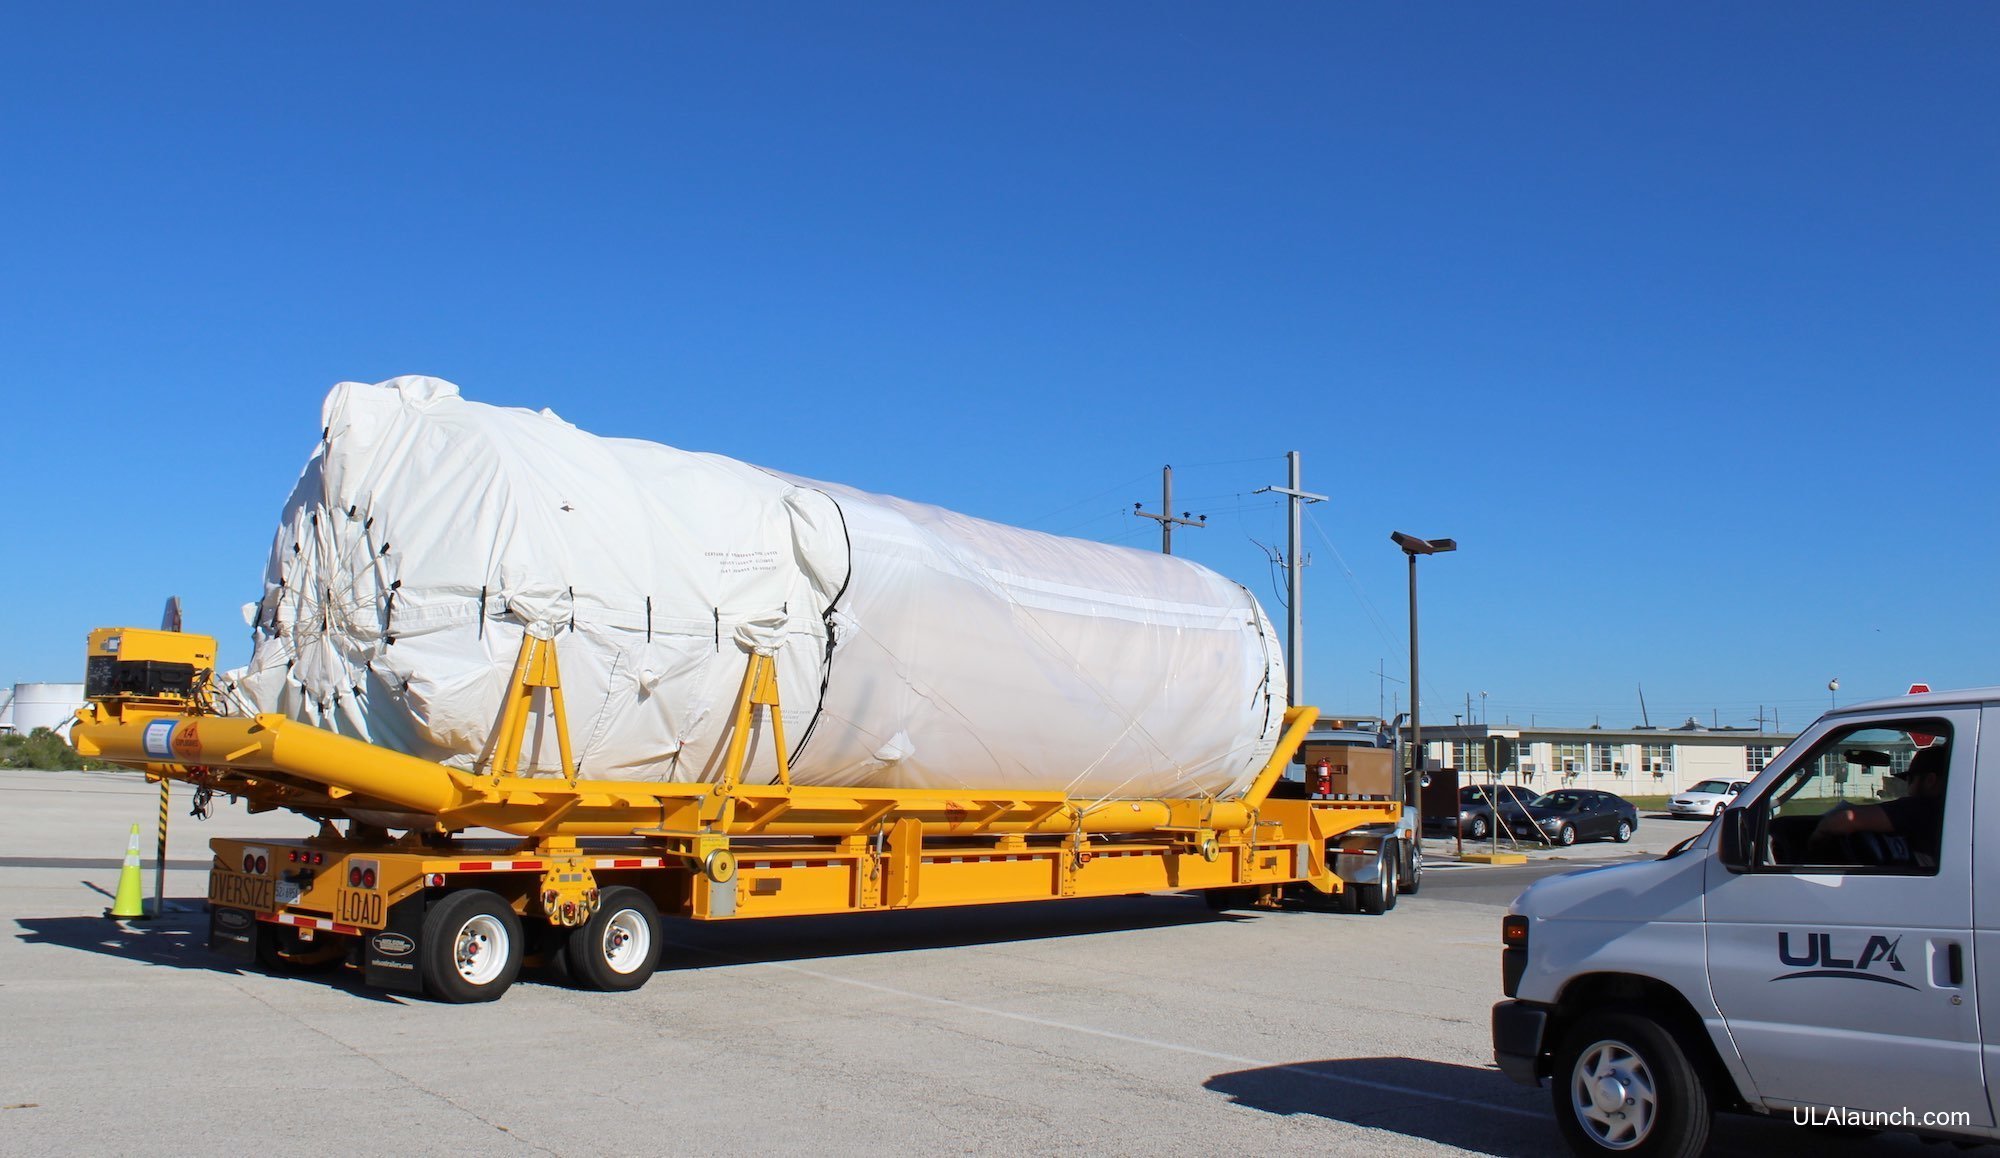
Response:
234,378,1287,801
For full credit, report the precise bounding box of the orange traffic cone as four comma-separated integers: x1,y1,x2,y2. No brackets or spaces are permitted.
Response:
107,823,146,919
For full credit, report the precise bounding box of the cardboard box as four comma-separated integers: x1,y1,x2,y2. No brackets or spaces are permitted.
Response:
1300,743,1398,798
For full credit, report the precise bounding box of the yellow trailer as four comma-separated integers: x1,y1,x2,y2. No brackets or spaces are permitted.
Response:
73,625,1403,1002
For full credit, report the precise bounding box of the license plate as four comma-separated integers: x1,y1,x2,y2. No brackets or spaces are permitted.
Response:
275,880,303,906
209,869,275,912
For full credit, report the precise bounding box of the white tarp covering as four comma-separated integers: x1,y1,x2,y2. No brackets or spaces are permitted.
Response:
234,378,1286,800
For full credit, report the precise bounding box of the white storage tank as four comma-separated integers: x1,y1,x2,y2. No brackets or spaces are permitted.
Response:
6,682,85,735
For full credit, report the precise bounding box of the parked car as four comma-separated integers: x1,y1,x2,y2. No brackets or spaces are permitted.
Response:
1528,788,1639,844
1668,777,1749,818
1448,784,1637,846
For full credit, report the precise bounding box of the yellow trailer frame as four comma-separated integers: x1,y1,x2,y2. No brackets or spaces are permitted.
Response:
74,626,1402,1000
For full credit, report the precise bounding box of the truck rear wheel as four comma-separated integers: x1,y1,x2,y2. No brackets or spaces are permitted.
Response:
1398,840,1423,895
1551,1009,1711,1158
564,886,662,992
421,889,523,1003
1357,846,1397,915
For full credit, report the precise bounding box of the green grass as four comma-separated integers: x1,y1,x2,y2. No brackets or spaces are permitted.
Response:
1619,794,1672,810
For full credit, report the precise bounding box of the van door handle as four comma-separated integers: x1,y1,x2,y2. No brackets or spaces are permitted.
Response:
1932,939,1964,987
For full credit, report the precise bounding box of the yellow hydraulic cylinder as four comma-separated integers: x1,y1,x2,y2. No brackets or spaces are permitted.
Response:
73,712,465,817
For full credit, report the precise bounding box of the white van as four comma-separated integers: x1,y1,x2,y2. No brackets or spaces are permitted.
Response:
1491,687,1994,1155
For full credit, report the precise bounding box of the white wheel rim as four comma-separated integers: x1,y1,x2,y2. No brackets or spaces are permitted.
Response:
1570,1039,1658,1150
600,908,651,974
454,914,509,986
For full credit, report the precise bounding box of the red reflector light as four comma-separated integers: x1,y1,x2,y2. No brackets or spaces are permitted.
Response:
424,873,445,887
1502,915,1530,947
314,852,325,865
362,868,377,889
242,853,255,873
348,867,362,887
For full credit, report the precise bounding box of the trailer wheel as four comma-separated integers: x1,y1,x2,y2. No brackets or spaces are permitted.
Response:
254,924,345,974
1356,846,1398,915
1551,1008,1711,1158
421,889,523,1003
564,886,662,992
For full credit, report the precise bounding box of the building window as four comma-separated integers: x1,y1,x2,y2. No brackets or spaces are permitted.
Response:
1746,744,1775,774
1591,744,1616,776
1452,741,1488,774
1556,742,1586,781
1643,744,1674,779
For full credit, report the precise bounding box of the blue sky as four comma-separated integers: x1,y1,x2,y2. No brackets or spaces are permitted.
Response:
3,4,1994,731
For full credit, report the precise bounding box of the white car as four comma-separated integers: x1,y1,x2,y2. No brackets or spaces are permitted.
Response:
1668,778,1747,817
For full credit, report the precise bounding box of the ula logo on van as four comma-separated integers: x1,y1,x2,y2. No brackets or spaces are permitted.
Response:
1774,931,1914,989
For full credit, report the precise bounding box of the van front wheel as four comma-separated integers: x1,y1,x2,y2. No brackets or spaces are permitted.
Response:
1551,1010,1710,1158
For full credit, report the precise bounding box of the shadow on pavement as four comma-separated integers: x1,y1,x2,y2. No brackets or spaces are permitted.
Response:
661,893,1238,971
1206,1056,1557,1156
13,899,405,1003
1207,1056,1989,1156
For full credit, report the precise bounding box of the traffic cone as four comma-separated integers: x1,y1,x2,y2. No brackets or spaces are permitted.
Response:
107,823,147,920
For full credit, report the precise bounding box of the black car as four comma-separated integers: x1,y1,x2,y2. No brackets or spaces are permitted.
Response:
1529,788,1640,845
1450,784,1639,846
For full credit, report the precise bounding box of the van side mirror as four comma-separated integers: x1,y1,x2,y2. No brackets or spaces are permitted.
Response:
1717,806,1751,871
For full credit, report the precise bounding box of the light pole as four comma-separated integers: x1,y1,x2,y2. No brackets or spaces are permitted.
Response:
1392,532,1457,848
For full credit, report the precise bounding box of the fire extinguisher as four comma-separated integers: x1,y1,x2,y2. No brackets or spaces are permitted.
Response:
1315,758,1334,797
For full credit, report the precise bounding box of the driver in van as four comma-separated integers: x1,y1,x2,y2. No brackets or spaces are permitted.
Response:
1811,744,1948,865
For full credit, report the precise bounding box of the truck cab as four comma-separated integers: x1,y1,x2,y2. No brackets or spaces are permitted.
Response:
1492,687,1997,1155
1283,716,1421,915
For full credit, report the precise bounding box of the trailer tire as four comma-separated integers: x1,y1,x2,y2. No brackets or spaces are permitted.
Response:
421,889,523,1003
1398,840,1423,895
564,886,662,992
1357,847,1397,915
1551,1008,1711,1158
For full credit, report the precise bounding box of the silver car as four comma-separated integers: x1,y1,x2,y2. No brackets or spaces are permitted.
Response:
1668,777,1748,817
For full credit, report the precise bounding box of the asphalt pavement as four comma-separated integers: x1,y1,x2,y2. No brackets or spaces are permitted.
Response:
0,768,1973,1156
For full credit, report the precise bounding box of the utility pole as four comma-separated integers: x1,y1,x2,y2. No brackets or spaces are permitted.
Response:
1133,465,1204,555
1375,658,1404,721
1255,452,1326,706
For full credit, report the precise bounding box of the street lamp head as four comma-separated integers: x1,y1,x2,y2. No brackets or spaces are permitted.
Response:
1391,531,1458,556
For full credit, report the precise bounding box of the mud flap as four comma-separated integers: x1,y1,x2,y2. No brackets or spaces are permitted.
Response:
361,893,428,994
209,906,257,962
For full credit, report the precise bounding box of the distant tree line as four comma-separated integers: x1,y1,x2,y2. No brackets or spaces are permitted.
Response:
0,727,117,770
